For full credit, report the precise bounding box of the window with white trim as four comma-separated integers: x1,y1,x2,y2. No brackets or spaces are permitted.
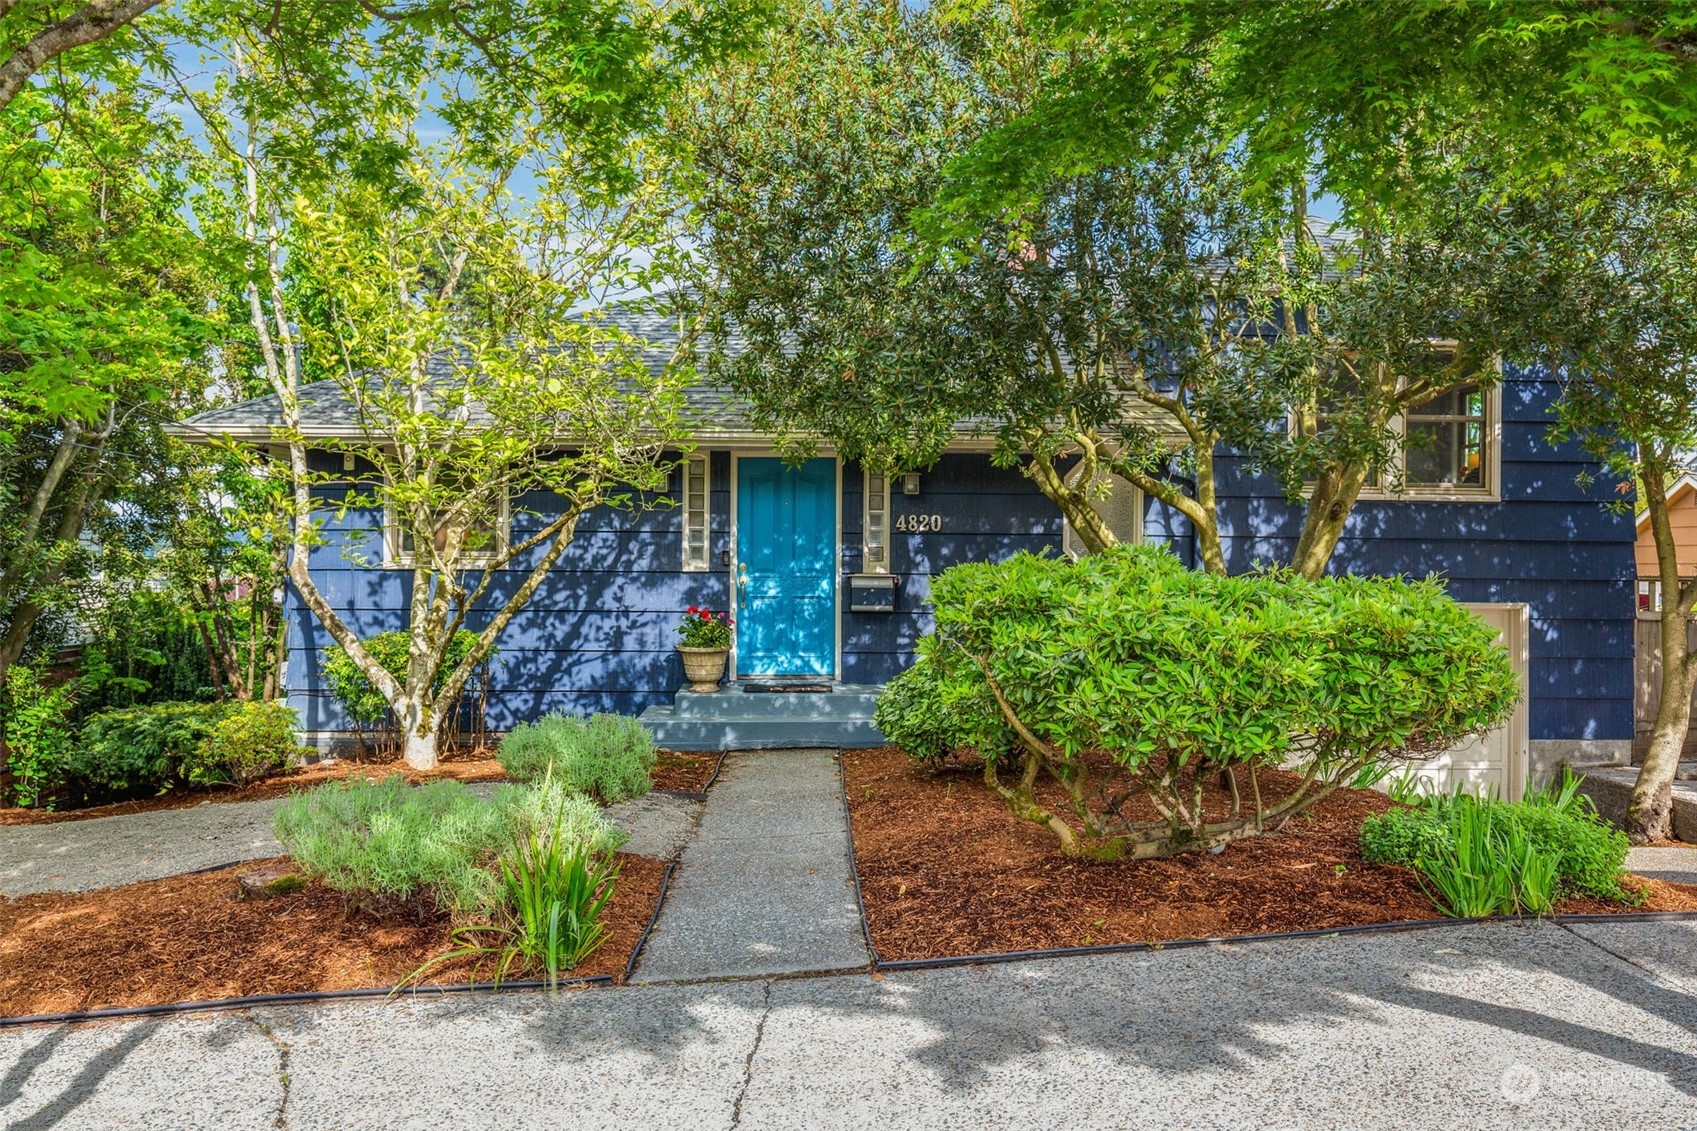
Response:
1062,467,1144,558
385,494,509,568
1296,351,1500,499
682,455,710,571
1402,383,1490,489
863,469,891,572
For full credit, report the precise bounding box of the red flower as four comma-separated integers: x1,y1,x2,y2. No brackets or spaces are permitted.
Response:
699,610,711,621
686,605,699,614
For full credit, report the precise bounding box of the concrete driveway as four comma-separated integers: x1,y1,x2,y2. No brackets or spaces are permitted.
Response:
3,918,1695,1130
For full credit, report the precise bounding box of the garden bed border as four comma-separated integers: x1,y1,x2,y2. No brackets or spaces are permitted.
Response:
652,747,731,802
837,753,882,964
0,975,615,1030
623,859,678,981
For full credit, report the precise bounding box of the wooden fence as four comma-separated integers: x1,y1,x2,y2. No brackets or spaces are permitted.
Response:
1635,614,1697,758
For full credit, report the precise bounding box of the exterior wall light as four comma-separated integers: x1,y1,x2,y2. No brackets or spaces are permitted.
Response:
902,472,921,496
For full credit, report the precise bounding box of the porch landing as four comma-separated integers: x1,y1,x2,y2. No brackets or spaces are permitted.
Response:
637,683,886,751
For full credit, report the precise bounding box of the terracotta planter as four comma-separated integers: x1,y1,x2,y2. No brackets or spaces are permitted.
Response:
678,646,730,692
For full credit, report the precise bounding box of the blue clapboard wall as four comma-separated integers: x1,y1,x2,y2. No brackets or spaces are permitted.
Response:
285,366,1633,744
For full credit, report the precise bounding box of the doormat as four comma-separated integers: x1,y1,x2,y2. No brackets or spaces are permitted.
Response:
741,682,833,694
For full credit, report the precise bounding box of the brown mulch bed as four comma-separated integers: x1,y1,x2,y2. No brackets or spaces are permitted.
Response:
842,745,1697,963
0,853,666,1018
0,747,509,826
1,747,719,826
650,749,722,794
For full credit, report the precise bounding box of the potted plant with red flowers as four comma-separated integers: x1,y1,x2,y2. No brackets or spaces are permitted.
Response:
677,606,733,691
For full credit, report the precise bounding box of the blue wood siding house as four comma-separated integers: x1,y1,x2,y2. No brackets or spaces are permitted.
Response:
177,320,1636,774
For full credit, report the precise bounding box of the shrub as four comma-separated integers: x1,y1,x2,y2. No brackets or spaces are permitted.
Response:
493,776,629,857
192,701,300,786
872,654,1011,765
881,545,1520,860
322,628,486,723
274,775,625,922
70,701,236,795
404,780,623,988
273,777,508,915
2,667,77,808
497,713,655,802
1360,773,1636,914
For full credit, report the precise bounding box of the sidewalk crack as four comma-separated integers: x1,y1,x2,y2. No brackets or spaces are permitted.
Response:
730,979,774,1128
246,1012,293,1130
1556,921,1694,993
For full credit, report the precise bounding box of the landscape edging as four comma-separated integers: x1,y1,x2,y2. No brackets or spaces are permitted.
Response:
624,859,679,982
837,752,882,966
0,975,614,1030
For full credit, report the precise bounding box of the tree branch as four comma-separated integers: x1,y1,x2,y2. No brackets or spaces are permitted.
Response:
0,0,164,114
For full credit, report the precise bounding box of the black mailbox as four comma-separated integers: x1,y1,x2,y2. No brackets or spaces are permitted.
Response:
848,573,897,613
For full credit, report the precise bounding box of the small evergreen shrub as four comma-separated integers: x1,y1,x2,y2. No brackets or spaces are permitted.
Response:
872,653,1012,765
2,667,77,808
321,628,485,725
497,713,655,802
493,777,629,857
71,701,236,794
878,545,1520,859
193,701,300,786
273,776,508,914
274,775,625,922
1360,772,1636,914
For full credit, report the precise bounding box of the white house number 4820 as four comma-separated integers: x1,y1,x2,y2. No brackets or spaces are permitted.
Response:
895,513,943,533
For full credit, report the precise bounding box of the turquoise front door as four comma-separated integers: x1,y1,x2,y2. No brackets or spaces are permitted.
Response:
735,457,837,677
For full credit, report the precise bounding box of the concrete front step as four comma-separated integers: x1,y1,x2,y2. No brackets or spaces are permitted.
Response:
668,683,883,720
638,708,885,751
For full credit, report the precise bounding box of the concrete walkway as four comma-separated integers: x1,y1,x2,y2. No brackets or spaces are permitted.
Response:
3,919,1696,1130
0,799,287,896
0,788,699,896
1628,845,1697,887
631,748,869,982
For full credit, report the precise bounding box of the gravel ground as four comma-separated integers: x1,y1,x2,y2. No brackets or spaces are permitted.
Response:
2,919,1694,1130
0,786,700,896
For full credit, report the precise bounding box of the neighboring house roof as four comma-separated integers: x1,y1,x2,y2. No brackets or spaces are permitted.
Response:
1634,475,1697,579
170,302,1185,447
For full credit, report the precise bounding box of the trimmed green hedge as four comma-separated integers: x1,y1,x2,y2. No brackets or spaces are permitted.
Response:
874,545,1521,859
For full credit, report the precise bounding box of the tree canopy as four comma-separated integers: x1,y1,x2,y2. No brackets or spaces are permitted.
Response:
933,0,1697,229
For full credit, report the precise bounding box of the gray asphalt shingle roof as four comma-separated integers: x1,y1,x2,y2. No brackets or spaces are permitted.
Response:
172,302,1183,444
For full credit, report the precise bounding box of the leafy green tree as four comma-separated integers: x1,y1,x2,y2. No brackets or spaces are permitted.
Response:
1517,160,1697,843
156,447,288,702
0,0,163,114
937,0,1697,225
0,81,211,686
190,41,703,767
684,0,1536,576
